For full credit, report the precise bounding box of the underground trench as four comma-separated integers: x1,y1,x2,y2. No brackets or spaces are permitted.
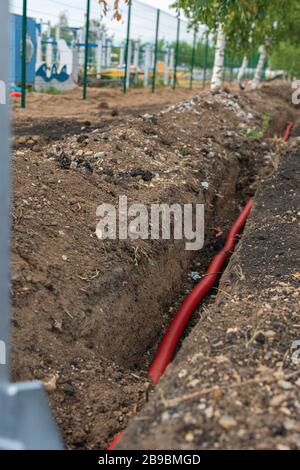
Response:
96,175,257,447
104,120,295,449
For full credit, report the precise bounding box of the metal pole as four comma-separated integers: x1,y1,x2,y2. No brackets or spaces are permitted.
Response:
83,0,90,100
152,9,160,93
203,31,209,88
173,12,181,90
124,0,132,94
0,2,63,448
190,29,197,89
0,0,10,384
21,0,27,109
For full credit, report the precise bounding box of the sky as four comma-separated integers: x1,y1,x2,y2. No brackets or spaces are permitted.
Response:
10,0,195,45
11,0,179,20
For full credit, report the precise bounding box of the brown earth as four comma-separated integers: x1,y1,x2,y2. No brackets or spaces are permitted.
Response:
10,82,297,449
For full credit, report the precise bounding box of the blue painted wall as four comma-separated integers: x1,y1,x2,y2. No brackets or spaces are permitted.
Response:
10,14,37,85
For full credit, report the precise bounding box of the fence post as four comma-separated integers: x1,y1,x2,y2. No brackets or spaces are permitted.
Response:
0,1,63,449
124,0,132,94
190,29,197,89
152,9,160,93
21,0,27,108
203,31,209,88
0,0,10,384
173,12,181,90
83,0,90,100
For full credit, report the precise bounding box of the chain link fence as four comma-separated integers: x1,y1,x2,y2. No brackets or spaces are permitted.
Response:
10,0,222,106
9,0,266,107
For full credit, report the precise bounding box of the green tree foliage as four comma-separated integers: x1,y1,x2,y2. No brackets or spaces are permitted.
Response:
270,42,300,79
174,0,269,51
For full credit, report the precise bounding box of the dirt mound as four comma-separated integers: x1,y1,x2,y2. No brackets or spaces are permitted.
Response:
11,83,295,448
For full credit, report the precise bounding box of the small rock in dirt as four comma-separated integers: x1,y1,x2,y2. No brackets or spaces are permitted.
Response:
185,432,194,443
70,161,78,169
61,383,76,396
17,136,27,145
283,419,298,432
270,393,287,407
82,160,93,174
160,136,173,146
255,332,266,345
264,330,276,340
130,168,154,182
219,415,237,430
142,113,153,120
226,327,239,343
278,380,293,390
161,411,170,422
178,369,188,379
111,108,119,117
205,406,214,419
77,135,88,143
95,152,105,158
201,181,209,190
43,374,58,392
102,168,114,177
56,153,71,169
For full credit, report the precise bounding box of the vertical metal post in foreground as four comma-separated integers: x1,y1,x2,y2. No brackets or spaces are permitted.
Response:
0,0,62,449
0,0,10,386
173,12,181,90
152,9,160,93
203,31,209,88
21,0,27,108
124,0,132,94
190,29,197,89
83,0,90,100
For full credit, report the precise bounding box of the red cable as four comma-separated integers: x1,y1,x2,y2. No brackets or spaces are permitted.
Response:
107,432,123,450
283,122,294,142
107,199,254,449
148,199,254,383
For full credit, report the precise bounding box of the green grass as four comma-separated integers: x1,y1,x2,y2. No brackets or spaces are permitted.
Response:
33,86,64,95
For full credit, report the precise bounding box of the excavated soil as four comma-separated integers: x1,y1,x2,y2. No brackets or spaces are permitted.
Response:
10,82,296,449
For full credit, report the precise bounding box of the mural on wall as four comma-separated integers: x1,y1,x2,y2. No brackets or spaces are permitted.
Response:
35,40,79,91
9,13,175,93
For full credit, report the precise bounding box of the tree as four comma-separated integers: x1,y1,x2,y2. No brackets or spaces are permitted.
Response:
248,0,300,88
174,1,269,90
